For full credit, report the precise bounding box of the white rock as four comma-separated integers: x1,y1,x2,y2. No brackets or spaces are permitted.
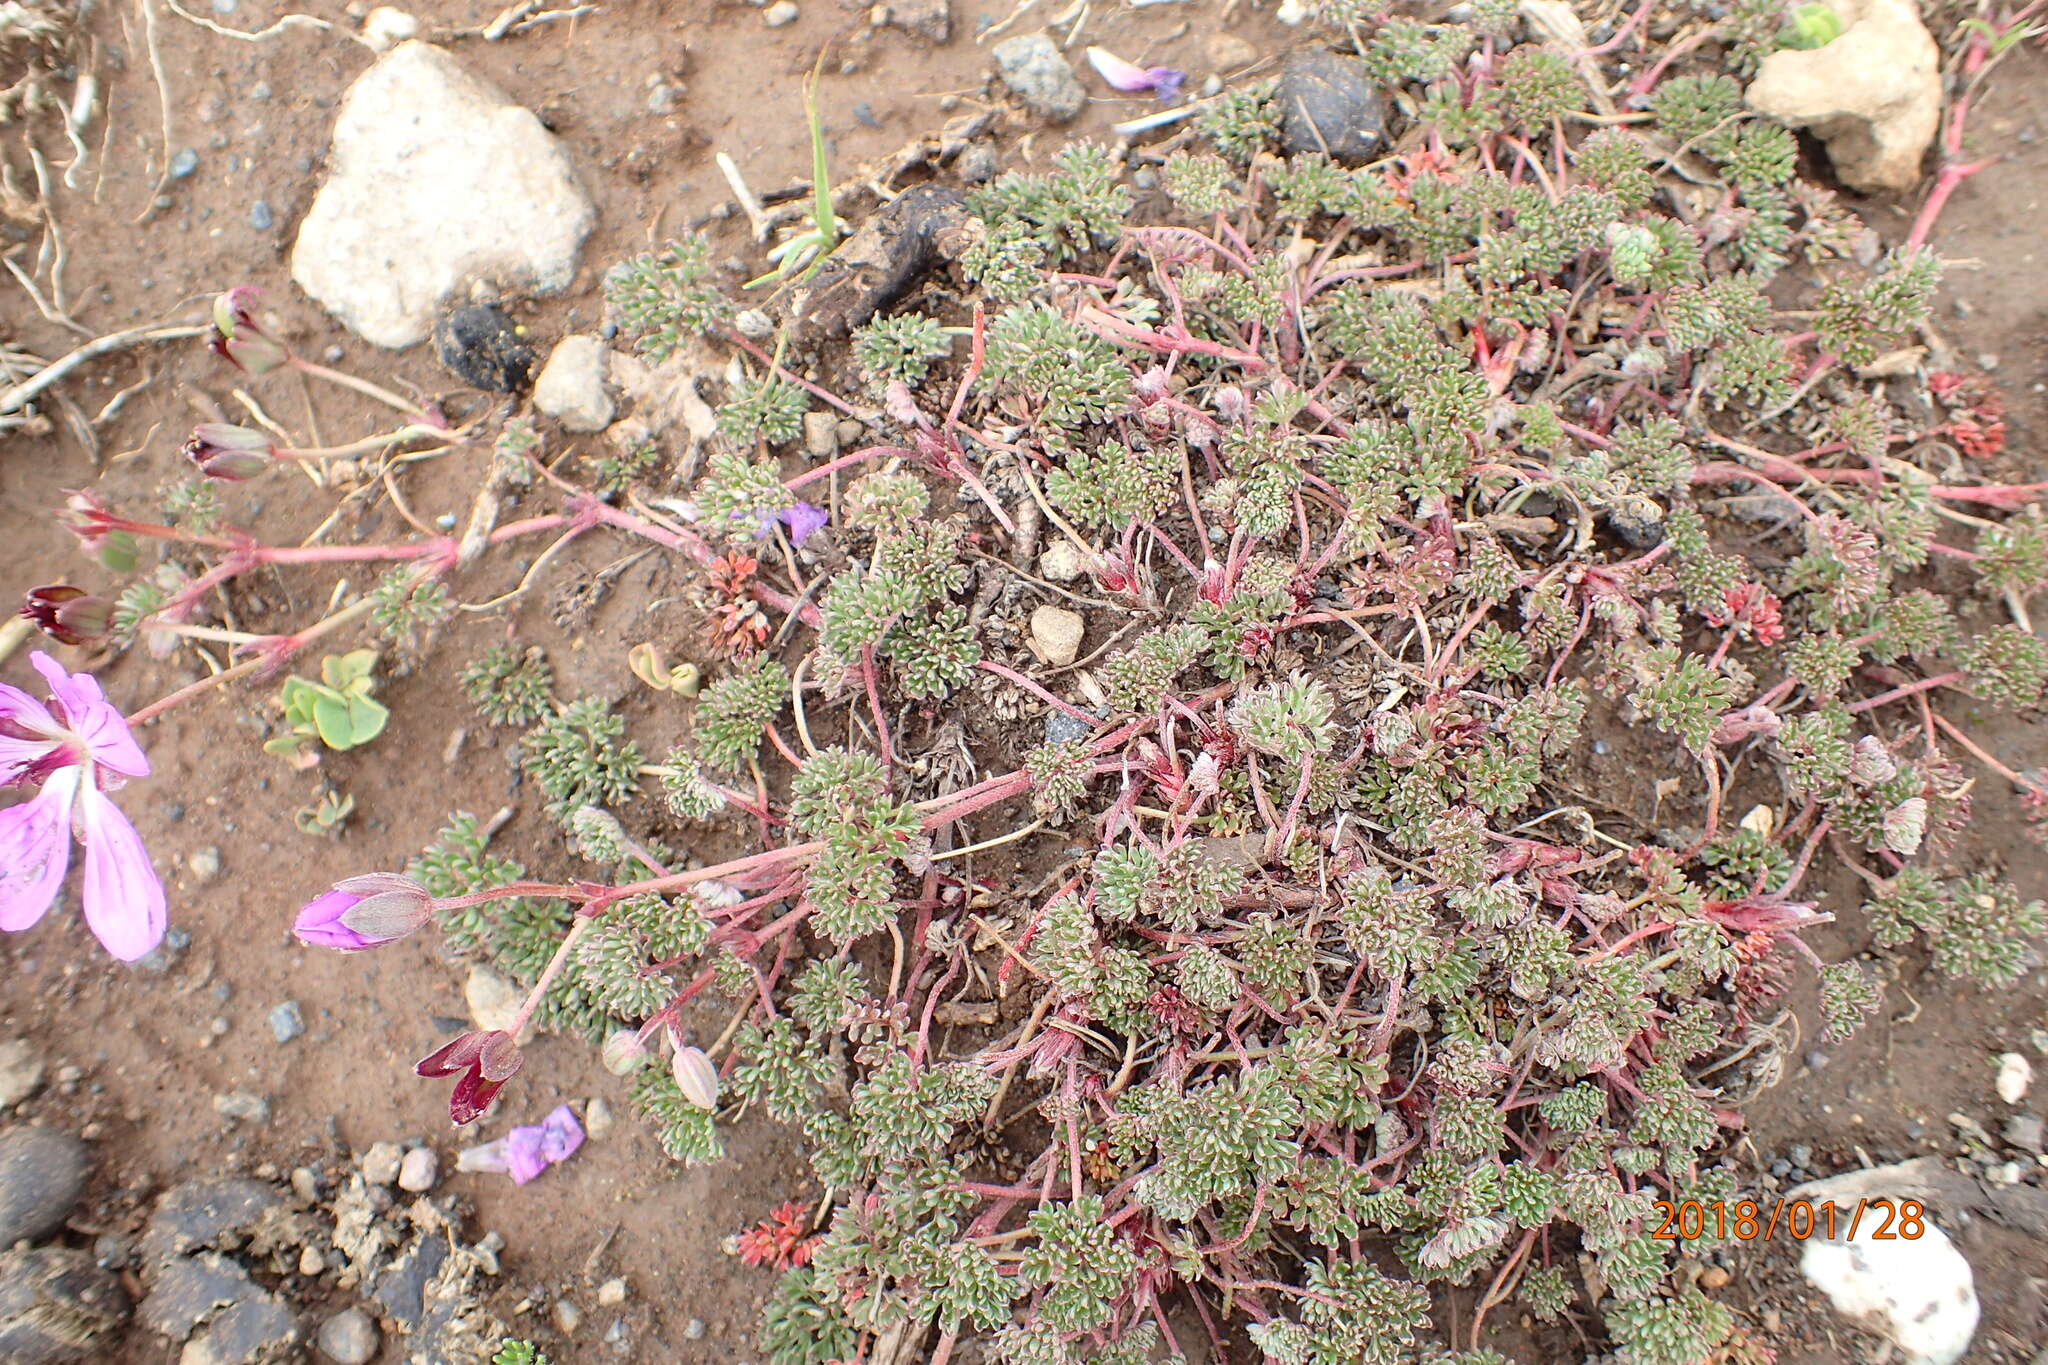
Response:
1038,541,1086,583
397,1146,439,1192
533,335,614,432
360,6,419,51
1744,0,1940,193
596,1276,628,1306
1802,1216,1978,1365
764,0,799,24
291,42,595,348
1029,605,1085,668
360,1140,403,1187
464,962,532,1042
1996,1051,2033,1104
0,1039,44,1110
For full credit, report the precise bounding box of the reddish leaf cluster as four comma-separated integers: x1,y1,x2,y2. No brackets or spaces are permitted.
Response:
736,1200,820,1270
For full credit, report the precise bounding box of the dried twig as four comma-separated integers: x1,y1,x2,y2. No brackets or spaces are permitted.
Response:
0,321,206,416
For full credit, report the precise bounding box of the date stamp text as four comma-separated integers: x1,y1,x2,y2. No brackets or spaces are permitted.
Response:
1651,1198,1927,1241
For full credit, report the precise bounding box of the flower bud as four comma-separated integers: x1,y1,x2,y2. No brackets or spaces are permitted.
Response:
184,423,276,481
1084,45,1186,100
20,586,115,645
671,1043,720,1111
59,490,137,572
601,1029,651,1075
207,287,290,374
294,872,433,951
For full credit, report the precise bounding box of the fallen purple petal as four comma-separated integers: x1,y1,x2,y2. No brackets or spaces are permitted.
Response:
504,1124,550,1184
780,501,830,547
1085,45,1186,100
540,1104,585,1163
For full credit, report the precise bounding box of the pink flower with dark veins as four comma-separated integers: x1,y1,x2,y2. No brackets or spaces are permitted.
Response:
0,652,165,961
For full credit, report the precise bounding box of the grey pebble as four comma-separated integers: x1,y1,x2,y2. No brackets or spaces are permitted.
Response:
1768,1158,1791,1178
211,0,236,10
683,1318,706,1340
0,1246,131,1363
0,1128,91,1246
212,1091,270,1125
249,200,274,230
852,101,880,129
1044,709,1095,747
2004,1113,2045,1154
317,1307,379,1365
1788,1143,1813,1168
268,1002,305,1045
1803,1049,1828,1071
248,81,272,100
170,148,200,179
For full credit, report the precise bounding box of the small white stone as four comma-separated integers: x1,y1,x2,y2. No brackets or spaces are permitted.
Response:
1995,1051,2033,1105
298,1244,327,1276
553,1299,583,1336
360,6,419,51
360,1140,403,1187
764,0,799,22
1744,0,1941,193
1029,606,1085,668
291,42,595,348
585,1096,615,1139
803,410,839,459
465,963,531,1041
397,1146,439,1192
533,335,615,432
596,1277,628,1306
1802,1215,1978,1365
0,1039,44,1111
1038,541,1086,583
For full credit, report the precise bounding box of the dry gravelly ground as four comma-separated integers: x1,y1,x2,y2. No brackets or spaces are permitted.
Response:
1,3,2047,1363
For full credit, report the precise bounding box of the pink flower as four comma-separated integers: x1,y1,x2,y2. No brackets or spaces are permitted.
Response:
416,1029,523,1125
0,652,164,962
207,287,290,375
183,423,275,481
294,873,434,951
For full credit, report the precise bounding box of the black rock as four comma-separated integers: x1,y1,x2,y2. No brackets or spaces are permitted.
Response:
0,1246,132,1364
1603,495,1666,549
372,1232,450,1330
0,1128,90,1246
1044,708,1095,747
138,1178,285,1266
137,1251,263,1339
1275,50,1386,164
435,305,534,392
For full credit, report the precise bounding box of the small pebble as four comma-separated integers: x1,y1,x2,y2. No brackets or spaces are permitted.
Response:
213,1091,270,1125
585,1096,615,1139
852,101,880,129
298,1245,327,1276
683,1318,706,1340
1788,1143,1813,1168
1804,1049,1829,1071
170,148,200,179
317,1307,380,1365
269,1001,305,1045
554,1299,584,1335
763,0,799,23
211,0,236,11
249,81,272,100
361,1141,403,1187
1699,1264,1731,1290
397,1147,438,1192
597,1277,628,1307
187,846,222,881
249,200,274,230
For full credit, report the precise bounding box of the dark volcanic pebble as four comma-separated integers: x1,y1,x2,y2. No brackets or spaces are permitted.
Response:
435,305,534,392
0,1128,90,1247
1274,49,1387,164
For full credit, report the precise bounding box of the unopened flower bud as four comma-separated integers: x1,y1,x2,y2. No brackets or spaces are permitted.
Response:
294,872,433,951
208,286,290,374
20,585,114,645
670,1043,720,1111
184,423,276,481
59,489,137,572
601,1029,651,1075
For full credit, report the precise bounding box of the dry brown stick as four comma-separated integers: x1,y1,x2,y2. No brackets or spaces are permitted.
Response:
0,321,205,416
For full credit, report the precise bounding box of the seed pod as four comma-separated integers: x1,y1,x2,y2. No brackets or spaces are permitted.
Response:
671,1045,720,1111
601,1030,650,1076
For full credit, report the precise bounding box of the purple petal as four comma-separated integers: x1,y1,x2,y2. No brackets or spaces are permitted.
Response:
1147,67,1188,102
540,1104,585,1164
0,768,77,933
294,889,372,950
504,1125,550,1184
1087,45,1159,92
0,680,63,787
29,653,148,780
779,501,830,547
73,783,166,962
